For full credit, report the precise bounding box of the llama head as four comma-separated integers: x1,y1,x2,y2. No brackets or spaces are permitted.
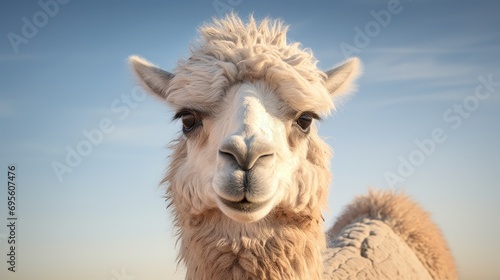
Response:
130,14,361,223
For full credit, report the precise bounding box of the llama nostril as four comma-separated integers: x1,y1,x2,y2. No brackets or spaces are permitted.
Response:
219,149,241,166
219,136,275,171
219,137,247,169
245,152,274,171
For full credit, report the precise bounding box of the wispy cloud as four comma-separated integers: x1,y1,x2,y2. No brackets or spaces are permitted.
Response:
0,99,15,118
0,54,36,61
16,141,66,156
364,90,470,109
364,56,481,83
364,33,500,55
361,34,494,84
356,31,500,109
103,122,175,148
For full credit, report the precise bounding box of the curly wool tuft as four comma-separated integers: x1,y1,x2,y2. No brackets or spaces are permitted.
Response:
165,13,334,116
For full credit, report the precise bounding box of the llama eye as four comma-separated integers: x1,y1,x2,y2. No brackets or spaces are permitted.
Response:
296,112,319,132
174,110,203,134
296,113,313,132
180,113,197,132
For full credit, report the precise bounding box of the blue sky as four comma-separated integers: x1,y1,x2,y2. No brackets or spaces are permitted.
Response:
0,1,499,279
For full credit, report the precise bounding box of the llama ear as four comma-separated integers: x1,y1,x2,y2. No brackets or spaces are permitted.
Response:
324,57,362,97
129,55,174,99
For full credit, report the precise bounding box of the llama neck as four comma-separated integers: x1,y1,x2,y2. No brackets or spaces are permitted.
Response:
178,209,325,280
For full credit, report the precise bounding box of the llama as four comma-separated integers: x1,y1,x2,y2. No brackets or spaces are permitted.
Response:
130,14,457,280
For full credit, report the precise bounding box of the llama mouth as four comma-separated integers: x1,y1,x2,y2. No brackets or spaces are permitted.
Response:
218,196,270,213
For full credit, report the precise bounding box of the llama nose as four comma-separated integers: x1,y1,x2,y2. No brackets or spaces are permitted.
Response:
219,135,275,171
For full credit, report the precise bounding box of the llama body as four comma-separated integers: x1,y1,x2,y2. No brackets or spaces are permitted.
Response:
130,14,457,279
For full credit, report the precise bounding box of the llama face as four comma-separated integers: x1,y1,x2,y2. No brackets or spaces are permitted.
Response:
165,80,318,223
129,15,361,224
130,55,360,223
211,82,309,222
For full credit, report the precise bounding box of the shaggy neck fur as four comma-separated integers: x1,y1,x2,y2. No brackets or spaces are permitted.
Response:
166,132,331,280
178,208,325,280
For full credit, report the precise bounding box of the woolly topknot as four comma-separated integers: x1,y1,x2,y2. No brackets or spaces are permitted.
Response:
166,13,334,116
202,13,289,49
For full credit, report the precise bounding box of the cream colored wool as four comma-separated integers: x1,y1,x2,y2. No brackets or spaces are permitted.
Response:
130,14,457,280
325,190,458,279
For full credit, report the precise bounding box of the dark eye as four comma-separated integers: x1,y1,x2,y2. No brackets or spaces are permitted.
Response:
174,111,201,133
181,113,196,132
296,113,314,132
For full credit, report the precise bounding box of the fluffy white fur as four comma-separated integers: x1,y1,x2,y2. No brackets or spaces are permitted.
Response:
326,190,458,279
130,14,456,280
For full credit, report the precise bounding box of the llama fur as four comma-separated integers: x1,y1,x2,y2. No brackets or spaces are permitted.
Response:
130,14,457,280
